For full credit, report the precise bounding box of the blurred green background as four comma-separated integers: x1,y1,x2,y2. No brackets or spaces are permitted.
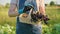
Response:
0,0,60,34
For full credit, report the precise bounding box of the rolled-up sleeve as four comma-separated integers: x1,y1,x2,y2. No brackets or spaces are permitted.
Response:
10,0,18,4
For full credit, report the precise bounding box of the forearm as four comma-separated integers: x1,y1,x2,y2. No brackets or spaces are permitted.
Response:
38,0,46,15
39,5,46,15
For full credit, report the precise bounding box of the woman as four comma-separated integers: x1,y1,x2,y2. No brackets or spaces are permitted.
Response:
8,0,46,34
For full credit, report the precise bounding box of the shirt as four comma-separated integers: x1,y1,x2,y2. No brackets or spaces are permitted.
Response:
10,0,45,24
10,0,45,12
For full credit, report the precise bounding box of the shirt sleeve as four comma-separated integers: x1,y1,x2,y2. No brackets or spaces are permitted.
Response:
10,0,18,4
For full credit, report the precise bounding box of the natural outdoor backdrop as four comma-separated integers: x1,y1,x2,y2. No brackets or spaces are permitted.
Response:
0,0,60,34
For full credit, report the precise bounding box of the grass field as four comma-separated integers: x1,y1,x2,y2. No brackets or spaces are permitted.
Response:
0,6,60,34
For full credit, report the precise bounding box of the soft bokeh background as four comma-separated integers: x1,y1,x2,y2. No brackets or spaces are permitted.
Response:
0,0,60,34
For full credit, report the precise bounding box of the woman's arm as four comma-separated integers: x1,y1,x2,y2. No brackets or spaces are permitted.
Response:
36,0,46,15
8,0,19,17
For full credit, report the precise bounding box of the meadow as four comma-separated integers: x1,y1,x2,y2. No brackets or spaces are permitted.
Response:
0,6,60,34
